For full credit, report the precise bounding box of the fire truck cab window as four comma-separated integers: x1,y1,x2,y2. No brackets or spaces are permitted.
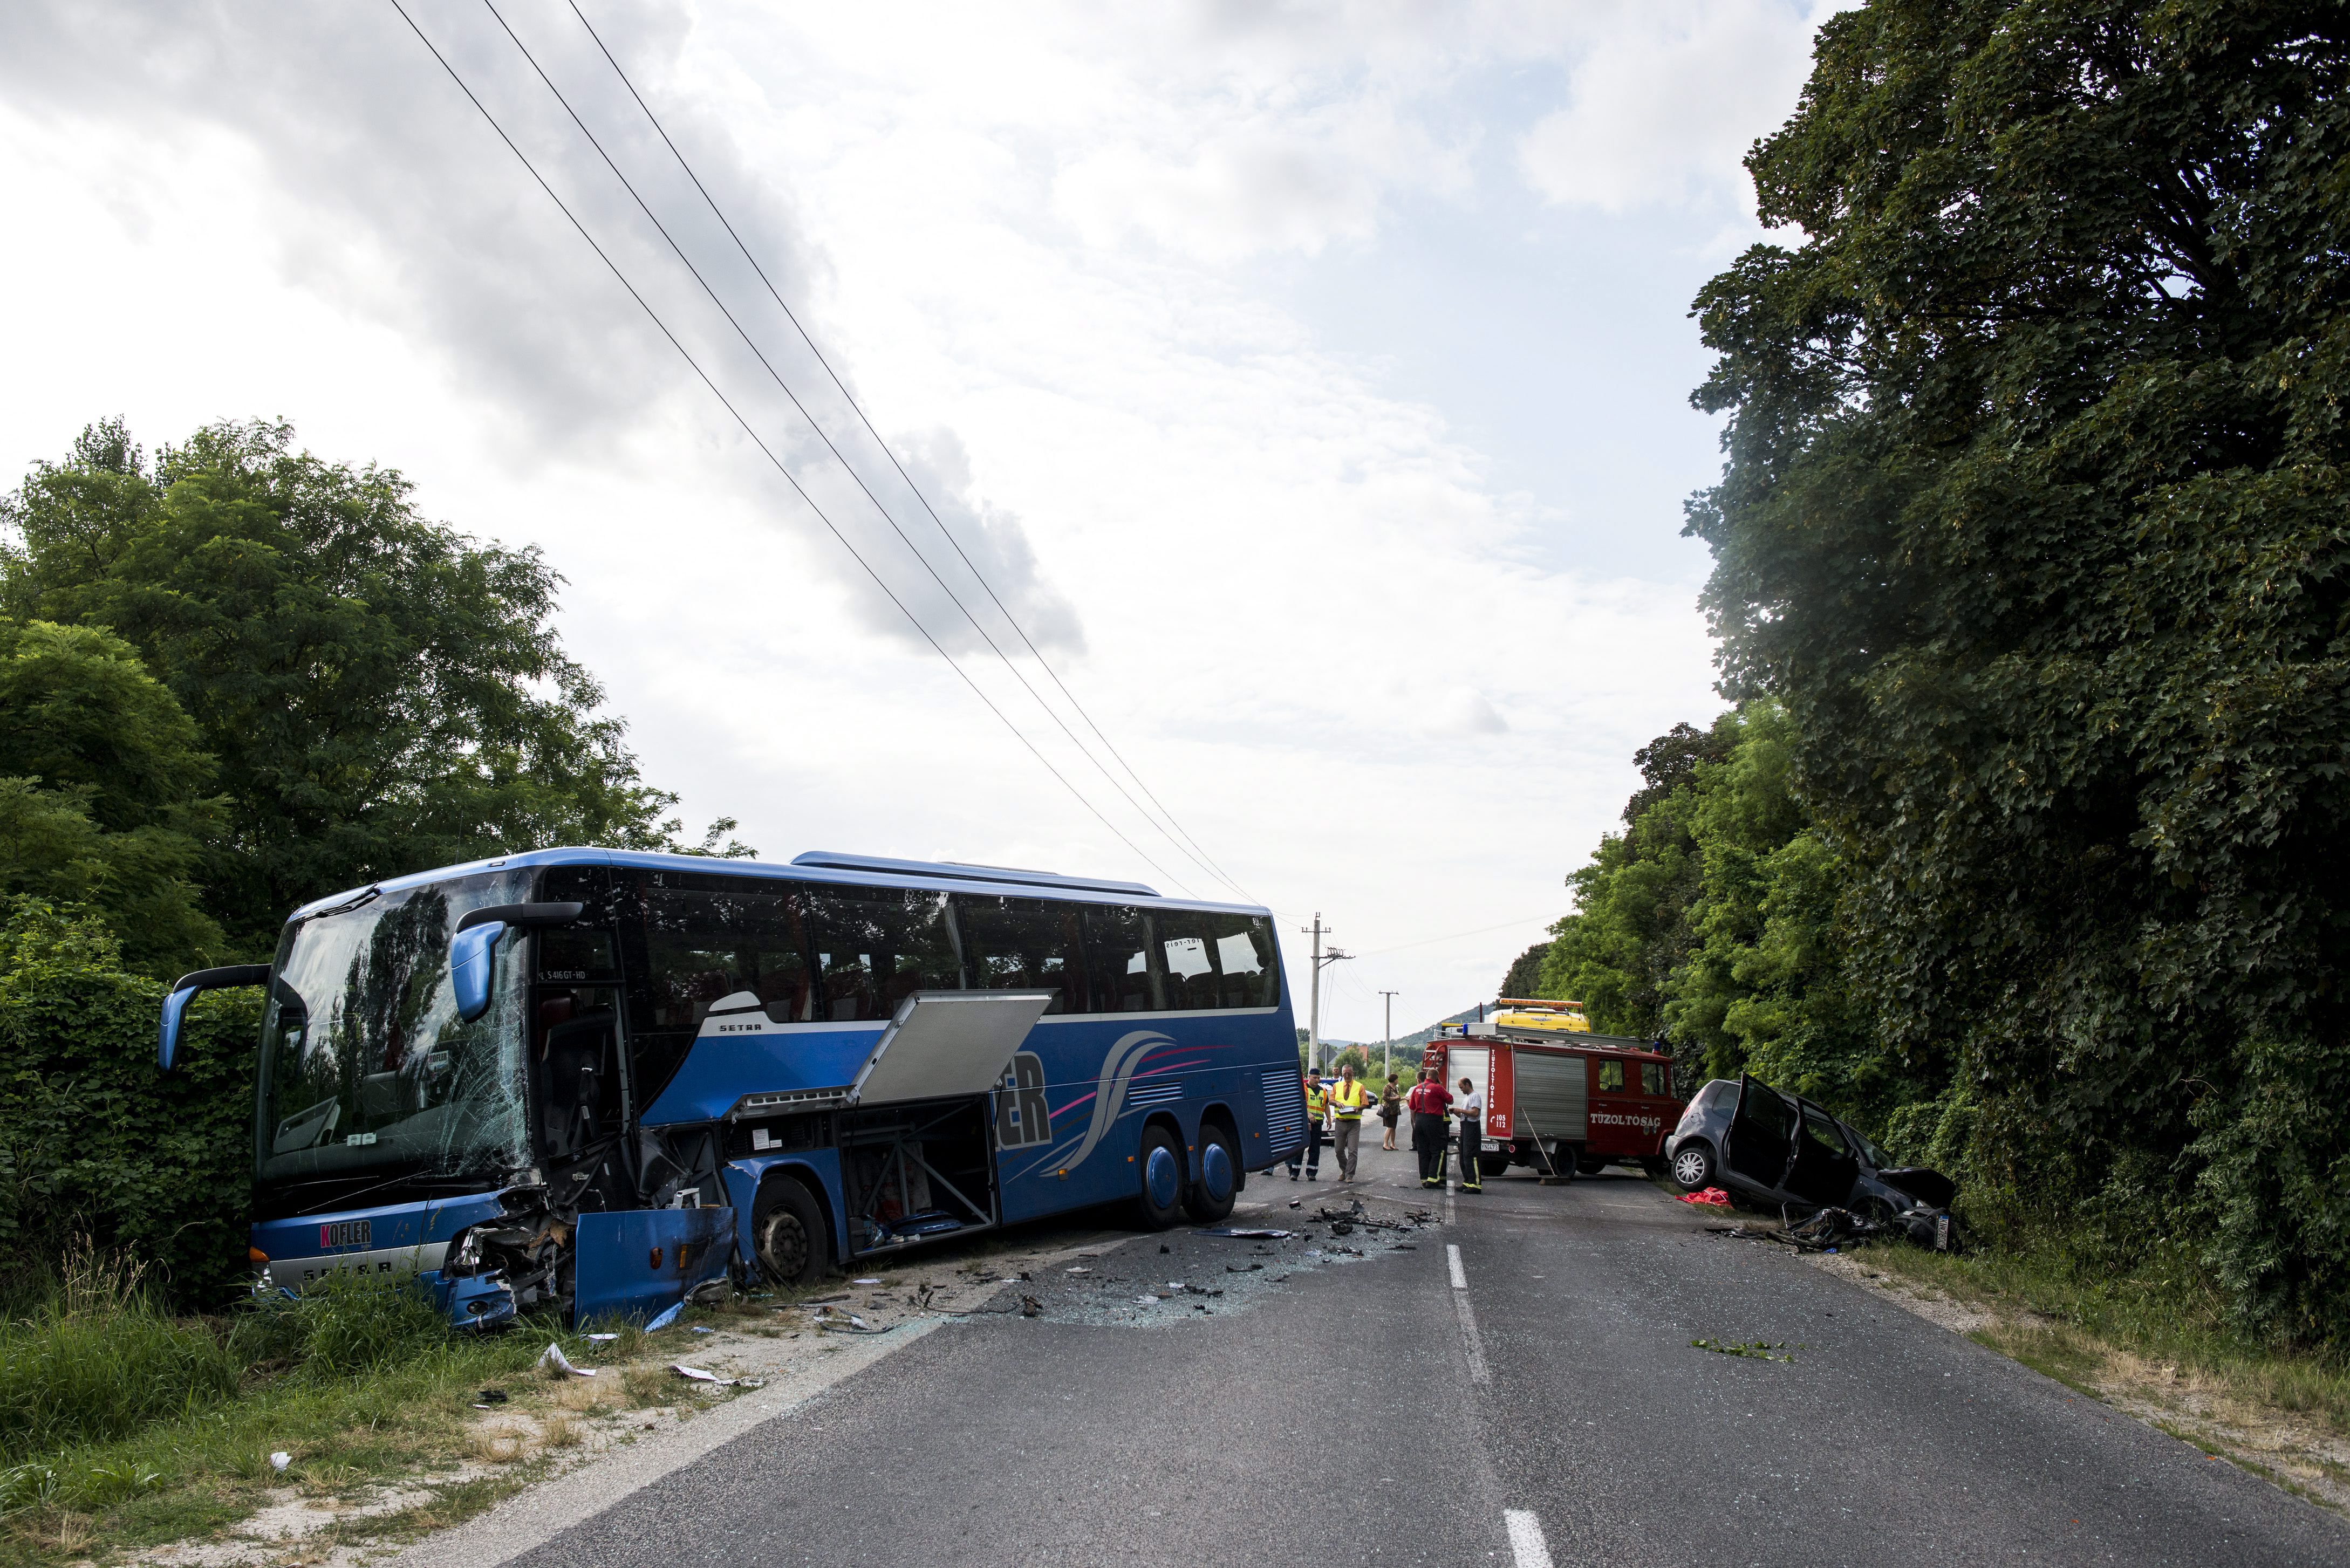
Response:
1640,1062,1665,1096
1597,1059,1625,1092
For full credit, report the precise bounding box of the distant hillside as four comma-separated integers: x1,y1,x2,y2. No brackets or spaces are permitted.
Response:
1307,1003,1498,1069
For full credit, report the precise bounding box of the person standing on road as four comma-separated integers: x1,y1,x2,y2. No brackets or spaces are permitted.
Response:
1289,1071,1329,1180
1328,1061,1369,1181
1378,1073,1403,1151
1456,1074,1485,1193
1406,1068,1452,1188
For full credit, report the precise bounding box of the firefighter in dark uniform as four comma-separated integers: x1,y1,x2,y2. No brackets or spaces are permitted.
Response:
1407,1068,1451,1188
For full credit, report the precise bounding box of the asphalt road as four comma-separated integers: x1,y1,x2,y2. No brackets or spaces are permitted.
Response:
508,1140,2348,1567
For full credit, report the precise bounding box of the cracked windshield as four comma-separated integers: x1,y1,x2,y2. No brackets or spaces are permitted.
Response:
257,872,531,1190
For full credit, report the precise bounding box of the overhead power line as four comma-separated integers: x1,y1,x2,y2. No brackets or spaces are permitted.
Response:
556,0,1259,907
480,0,1224,899
383,0,1192,895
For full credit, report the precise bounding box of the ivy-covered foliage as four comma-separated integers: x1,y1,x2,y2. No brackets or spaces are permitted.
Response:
1678,0,2350,1339
0,900,258,1307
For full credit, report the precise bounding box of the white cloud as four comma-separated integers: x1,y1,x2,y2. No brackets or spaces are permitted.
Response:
1518,1,1830,213
0,0,1807,1039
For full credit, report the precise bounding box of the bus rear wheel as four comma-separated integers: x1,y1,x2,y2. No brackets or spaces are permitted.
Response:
1185,1124,1239,1223
755,1177,830,1286
1136,1126,1186,1230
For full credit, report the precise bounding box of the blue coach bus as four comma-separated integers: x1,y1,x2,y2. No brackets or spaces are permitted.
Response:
157,847,1308,1328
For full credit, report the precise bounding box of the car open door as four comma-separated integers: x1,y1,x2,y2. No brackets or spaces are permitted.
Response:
1723,1074,1796,1194
1785,1101,1861,1206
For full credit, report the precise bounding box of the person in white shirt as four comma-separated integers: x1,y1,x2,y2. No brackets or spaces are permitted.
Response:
1456,1074,1485,1193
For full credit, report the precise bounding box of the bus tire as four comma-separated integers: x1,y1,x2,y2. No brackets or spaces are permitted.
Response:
1185,1124,1239,1223
754,1176,831,1286
1136,1125,1186,1230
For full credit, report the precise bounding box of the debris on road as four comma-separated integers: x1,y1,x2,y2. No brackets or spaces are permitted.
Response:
671,1364,764,1388
539,1344,596,1378
1192,1227,1294,1238
1691,1338,1799,1362
1705,1203,1961,1254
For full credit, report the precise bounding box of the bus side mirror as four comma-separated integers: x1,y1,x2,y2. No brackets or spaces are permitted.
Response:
156,964,271,1070
159,987,197,1071
451,922,508,1023
449,902,583,1023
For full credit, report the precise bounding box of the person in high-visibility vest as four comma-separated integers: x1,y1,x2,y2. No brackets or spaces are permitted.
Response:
1327,1060,1370,1181
1288,1071,1328,1180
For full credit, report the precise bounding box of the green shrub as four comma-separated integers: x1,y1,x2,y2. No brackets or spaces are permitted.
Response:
0,1245,238,1464
0,898,258,1309
228,1271,448,1381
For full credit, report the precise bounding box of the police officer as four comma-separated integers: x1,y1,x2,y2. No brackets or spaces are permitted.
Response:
1406,1067,1452,1189
1456,1074,1485,1193
1289,1070,1328,1180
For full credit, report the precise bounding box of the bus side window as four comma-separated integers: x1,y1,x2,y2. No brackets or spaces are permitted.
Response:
1219,915,1279,1008
1084,905,1163,1013
1153,910,1225,1010
955,895,1089,1015
641,887,817,1028
1597,1059,1625,1092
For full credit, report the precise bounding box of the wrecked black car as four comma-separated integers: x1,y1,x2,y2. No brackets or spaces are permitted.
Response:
1665,1075,1955,1221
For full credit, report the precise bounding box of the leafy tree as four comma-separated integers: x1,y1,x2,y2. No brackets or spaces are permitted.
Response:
1686,1,2350,1335
0,618,221,975
2,420,744,953
1621,721,1735,826
1538,714,1740,1035
1498,942,1548,999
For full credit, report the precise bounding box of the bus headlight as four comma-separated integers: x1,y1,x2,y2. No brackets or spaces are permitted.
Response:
449,1229,483,1274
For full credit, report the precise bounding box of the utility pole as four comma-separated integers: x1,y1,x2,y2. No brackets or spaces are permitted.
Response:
1299,914,1351,1071
1379,990,1399,1083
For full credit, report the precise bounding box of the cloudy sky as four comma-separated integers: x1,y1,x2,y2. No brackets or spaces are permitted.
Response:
0,0,1835,1041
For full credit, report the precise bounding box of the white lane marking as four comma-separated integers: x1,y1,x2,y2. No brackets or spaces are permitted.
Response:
1445,1187,1457,1224
1504,1509,1554,1568
1452,1286,1491,1385
1446,1242,1467,1290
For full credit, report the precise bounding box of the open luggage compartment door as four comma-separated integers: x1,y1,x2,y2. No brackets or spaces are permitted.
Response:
849,989,1056,1106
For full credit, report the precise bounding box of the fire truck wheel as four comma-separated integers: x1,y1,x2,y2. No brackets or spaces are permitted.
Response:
1477,1150,1513,1179
1136,1125,1186,1230
1671,1139,1717,1190
1185,1124,1239,1223
754,1177,830,1286
1640,1155,1669,1179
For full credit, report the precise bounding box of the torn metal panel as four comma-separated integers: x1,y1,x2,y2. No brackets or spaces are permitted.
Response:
574,1206,737,1327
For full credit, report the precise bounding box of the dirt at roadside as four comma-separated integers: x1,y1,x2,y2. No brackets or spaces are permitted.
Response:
1806,1250,2350,1515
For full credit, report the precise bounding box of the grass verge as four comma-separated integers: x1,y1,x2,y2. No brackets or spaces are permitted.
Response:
1851,1238,2350,1510
0,1259,696,1568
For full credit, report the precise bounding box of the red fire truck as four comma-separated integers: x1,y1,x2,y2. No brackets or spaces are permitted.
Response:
1424,1011,1684,1179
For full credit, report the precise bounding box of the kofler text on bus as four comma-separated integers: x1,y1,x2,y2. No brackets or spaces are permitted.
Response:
157,849,1307,1328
